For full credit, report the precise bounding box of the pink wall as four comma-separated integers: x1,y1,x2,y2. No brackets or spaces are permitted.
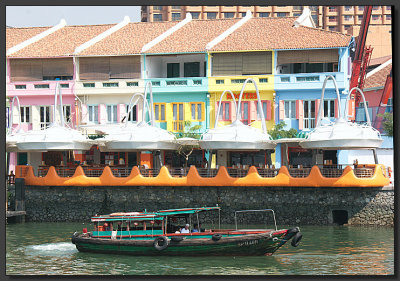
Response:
363,89,384,107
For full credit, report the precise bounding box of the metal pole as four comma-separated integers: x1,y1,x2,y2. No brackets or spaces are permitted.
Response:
372,149,378,164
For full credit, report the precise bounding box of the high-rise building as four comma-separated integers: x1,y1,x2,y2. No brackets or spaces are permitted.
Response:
141,5,392,59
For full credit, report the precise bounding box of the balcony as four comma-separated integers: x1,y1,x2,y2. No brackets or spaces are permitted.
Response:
208,75,273,92
74,79,144,95
274,72,345,91
144,77,208,93
7,81,74,97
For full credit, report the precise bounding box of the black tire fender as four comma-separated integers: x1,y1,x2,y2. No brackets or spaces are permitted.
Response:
153,236,169,251
291,232,303,247
170,236,184,242
212,233,222,241
286,227,299,235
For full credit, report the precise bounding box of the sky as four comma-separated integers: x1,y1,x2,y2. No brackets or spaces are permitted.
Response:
6,6,142,27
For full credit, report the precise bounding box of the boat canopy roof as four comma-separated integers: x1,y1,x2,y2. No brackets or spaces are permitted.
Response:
90,207,221,222
156,206,221,216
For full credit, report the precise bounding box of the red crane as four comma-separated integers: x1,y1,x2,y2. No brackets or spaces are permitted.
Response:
373,69,393,131
349,6,373,109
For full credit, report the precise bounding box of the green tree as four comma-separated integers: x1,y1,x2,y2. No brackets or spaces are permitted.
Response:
267,121,298,140
378,112,393,136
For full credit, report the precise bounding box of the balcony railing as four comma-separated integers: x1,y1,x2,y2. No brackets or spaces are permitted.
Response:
35,165,375,179
173,121,184,132
147,77,207,88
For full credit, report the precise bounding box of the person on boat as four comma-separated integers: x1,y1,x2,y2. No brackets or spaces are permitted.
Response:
103,223,109,231
202,158,208,168
175,227,182,234
180,224,190,233
192,223,200,233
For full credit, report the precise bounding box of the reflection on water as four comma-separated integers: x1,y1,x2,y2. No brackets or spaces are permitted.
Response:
6,223,394,275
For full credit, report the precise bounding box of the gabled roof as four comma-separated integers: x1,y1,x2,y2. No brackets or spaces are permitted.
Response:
210,17,352,52
364,63,392,90
144,18,241,54
6,26,49,51
7,24,115,58
369,55,392,67
78,21,177,56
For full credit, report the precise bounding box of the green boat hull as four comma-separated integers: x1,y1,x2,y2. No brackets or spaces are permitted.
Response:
72,230,295,256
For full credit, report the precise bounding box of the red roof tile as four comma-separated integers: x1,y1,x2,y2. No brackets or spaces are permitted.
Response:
364,63,392,89
6,26,50,51
211,17,352,51
369,55,392,67
8,24,115,58
144,18,241,54
79,21,177,56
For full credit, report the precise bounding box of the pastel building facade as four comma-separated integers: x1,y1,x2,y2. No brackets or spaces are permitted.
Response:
6,11,355,172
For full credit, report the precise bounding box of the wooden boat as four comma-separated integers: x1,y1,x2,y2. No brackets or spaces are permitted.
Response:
71,207,302,256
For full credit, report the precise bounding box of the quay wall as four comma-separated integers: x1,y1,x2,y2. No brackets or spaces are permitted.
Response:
22,184,394,226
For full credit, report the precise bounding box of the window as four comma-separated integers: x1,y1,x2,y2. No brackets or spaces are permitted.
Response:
311,15,319,25
323,100,335,118
372,6,380,10
153,14,162,21
88,105,99,123
60,83,69,88
218,102,230,121
386,6,391,10
276,12,287,17
154,103,166,121
241,12,247,17
258,12,269,17
127,82,138,87
328,6,337,12
293,13,302,17
167,63,180,78
42,75,73,81
172,13,181,21
293,6,302,11
20,106,30,123
309,6,318,11
356,102,372,123
15,85,26,89
207,12,217,19
172,6,181,9
103,82,118,87
386,98,392,113
172,103,184,131
107,105,118,123
328,16,336,22
344,25,351,30
63,105,71,123
358,15,363,21
83,83,95,88
284,101,296,119
372,15,380,21
386,15,391,20
40,106,51,129
184,62,200,77
256,101,269,120
126,104,137,122
153,6,163,11
344,6,353,11
241,101,250,125
344,15,353,21
191,12,200,19
328,26,337,31
358,6,364,11
303,100,316,129
224,12,234,18
34,84,49,88
190,103,203,121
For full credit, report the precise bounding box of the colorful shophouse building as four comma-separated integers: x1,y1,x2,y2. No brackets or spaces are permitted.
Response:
6,11,357,172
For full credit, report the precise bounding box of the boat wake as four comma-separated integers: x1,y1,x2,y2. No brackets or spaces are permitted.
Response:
25,242,78,256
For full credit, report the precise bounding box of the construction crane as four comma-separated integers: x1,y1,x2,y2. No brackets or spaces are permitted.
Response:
373,69,393,131
349,5,373,108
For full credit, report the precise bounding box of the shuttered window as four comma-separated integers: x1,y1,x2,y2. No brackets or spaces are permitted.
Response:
10,59,43,82
79,57,110,81
10,58,73,82
80,56,140,80
109,56,140,79
277,49,339,65
212,52,272,76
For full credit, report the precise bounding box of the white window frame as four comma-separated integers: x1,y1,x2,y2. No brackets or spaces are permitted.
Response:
126,104,138,123
284,100,296,119
323,100,336,118
303,100,316,130
107,105,118,123
63,105,71,123
88,105,99,124
20,106,31,123
40,105,51,129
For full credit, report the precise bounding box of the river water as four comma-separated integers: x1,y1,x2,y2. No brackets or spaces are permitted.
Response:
6,222,394,275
